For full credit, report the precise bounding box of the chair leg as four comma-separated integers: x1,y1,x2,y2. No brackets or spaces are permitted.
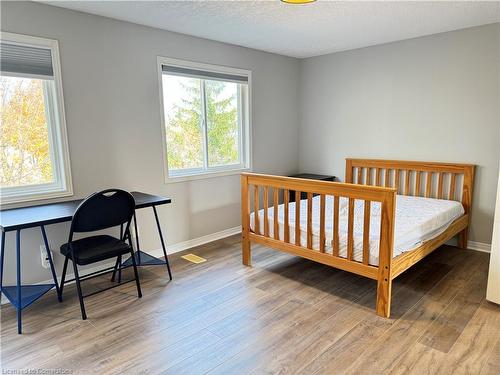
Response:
118,255,122,283
71,259,87,320
129,250,142,298
111,257,119,282
59,257,69,302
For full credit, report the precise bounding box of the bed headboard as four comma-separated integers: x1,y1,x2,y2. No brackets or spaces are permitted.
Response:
345,159,475,215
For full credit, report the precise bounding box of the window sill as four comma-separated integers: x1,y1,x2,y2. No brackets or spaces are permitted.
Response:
165,167,251,184
0,189,74,209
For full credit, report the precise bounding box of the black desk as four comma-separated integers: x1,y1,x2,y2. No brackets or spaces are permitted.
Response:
0,191,172,333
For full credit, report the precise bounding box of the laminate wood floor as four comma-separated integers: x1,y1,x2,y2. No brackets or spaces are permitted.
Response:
1,235,499,374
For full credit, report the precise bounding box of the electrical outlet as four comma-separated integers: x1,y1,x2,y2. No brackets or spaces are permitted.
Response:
40,245,51,269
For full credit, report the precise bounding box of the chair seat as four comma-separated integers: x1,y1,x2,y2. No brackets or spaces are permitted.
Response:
61,235,131,265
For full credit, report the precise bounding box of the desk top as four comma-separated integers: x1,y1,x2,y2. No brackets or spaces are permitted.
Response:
288,173,335,181
0,191,171,232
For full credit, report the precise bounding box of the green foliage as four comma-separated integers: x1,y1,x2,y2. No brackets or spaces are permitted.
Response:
166,78,203,170
206,80,239,166
166,77,239,171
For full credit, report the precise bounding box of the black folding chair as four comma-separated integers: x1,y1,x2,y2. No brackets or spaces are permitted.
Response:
59,189,142,320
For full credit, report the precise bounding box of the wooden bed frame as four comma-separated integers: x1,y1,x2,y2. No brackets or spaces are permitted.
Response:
241,159,475,318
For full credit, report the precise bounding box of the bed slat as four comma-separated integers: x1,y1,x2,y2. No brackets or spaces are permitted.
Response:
347,198,355,260
273,188,279,240
395,169,400,193
357,167,363,185
333,195,340,256
253,185,260,234
376,168,381,186
426,172,432,198
449,174,456,201
404,170,411,196
295,190,301,246
384,169,390,188
438,173,444,199
284,189,290,243
320,194,326,252
307,192,313,249
363,200,371,265
415,171,421,197
367,168,372,186
263,186,269,237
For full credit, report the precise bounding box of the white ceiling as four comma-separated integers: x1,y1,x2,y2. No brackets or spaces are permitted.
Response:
44,0,500,58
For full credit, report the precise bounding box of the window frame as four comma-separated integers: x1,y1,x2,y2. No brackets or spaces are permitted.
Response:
157,56,252,183
0,32,73,205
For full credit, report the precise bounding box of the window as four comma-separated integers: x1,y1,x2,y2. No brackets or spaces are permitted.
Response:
0,33,72,204
158,57,251,181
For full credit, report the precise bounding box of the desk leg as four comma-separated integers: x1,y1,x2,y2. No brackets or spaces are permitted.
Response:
0,231,5,302
153,206,172,280
16,229,22,334
40,225,60,302
120,206,172,279
133,213,141,265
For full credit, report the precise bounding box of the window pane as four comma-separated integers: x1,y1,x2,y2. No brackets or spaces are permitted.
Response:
0,76,54,187
163,75,204,173
205,80,240,167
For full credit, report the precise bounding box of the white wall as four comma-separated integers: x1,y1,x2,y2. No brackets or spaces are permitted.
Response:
299,23,500,245
0,1,301,284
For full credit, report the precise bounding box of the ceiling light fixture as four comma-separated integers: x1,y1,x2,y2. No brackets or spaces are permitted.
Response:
281,0,316,4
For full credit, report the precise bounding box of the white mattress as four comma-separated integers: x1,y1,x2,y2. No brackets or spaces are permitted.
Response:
249,195,464,266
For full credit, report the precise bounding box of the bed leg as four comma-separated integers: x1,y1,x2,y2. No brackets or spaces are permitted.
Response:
242,236,251,266
241,174,251,266
376,272,392,318
458,228,469,249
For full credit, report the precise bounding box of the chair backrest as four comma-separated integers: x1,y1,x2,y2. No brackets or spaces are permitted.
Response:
70,189,135,235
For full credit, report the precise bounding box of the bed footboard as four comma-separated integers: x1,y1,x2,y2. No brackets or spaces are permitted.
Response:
241,173,397,317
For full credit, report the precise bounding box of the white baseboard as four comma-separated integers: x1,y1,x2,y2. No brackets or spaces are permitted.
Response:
159,225,241,256
468,241,491,253
1,226,242,305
